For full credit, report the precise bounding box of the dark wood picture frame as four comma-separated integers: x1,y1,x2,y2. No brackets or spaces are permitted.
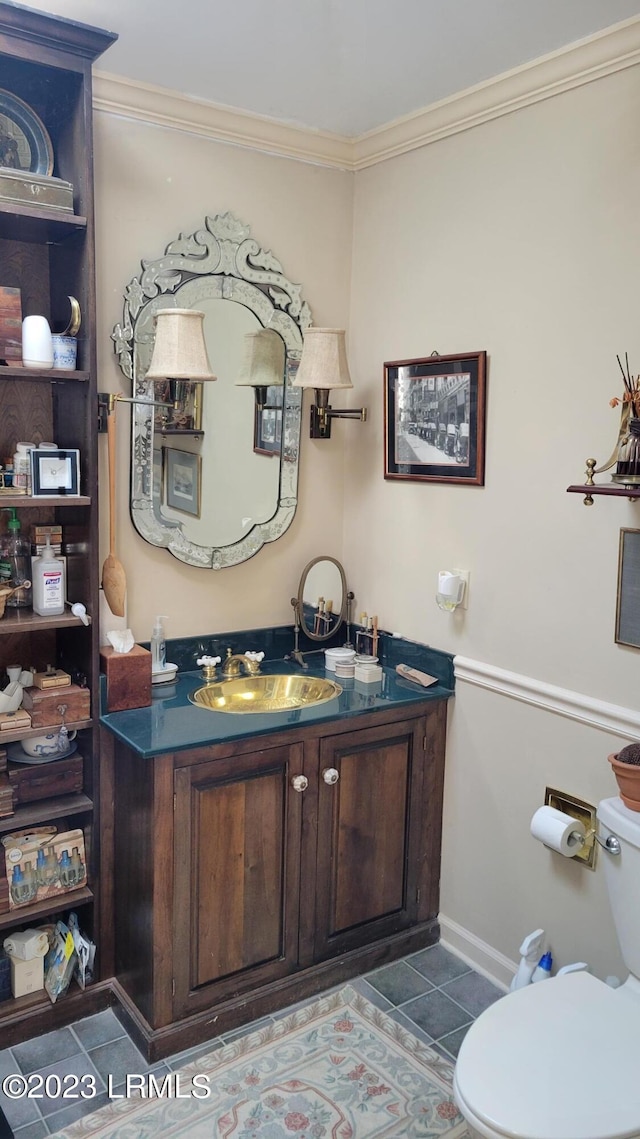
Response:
615,528,640,649
165,447,201,517
384,351,487,485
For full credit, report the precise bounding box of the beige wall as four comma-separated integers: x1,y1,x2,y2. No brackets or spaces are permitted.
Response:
347,67,640,979
94,112,353,643
93,61,640,981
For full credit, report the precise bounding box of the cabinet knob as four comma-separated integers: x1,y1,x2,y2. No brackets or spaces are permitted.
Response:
291,775,308,793
322,767,340,785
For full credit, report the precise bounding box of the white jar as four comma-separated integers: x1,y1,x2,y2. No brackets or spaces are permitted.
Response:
13,442,33,493
22,315,53,370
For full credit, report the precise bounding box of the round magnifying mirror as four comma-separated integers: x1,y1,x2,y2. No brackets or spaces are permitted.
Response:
298,556,347,641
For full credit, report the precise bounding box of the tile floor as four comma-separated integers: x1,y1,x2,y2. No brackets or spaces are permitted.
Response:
0,943,504,1138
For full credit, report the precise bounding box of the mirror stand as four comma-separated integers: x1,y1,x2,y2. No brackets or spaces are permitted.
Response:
285,597,309,670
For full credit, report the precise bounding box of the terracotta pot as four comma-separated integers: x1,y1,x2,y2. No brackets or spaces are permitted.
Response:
608,753,640,811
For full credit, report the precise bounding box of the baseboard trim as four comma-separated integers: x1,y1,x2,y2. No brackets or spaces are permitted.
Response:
439,914,513,992
454,655,640,742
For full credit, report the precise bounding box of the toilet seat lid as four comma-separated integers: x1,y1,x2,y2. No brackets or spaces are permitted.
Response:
455,973,640,1139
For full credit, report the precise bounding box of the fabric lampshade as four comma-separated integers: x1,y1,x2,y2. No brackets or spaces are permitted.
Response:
145,308,217,380
235,328,285,388
293,328,352,391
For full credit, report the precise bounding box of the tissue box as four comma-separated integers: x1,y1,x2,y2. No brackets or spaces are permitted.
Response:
100,644,152,712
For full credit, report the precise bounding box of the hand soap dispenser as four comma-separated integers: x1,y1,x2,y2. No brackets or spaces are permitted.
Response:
31,535,65,616
0,508,31,607
151,616,167,671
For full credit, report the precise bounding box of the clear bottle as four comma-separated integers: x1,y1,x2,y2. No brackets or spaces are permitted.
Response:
151,615,167,671
0,508,32,607
31,535,65,616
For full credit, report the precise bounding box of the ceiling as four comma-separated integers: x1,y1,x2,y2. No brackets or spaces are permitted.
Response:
14,0,640,136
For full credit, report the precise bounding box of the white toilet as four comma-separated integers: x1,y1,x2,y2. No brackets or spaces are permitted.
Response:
454,796,640,1139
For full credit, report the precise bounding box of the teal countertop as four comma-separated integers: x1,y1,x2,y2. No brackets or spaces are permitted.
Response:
100,656,454,758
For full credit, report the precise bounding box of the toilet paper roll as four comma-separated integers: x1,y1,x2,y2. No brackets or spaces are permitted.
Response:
530,805,586,856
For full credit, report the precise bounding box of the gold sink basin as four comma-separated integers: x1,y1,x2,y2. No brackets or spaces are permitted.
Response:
189,674,342,714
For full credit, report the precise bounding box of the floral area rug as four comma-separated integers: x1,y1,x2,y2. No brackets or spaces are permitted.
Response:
50,985,469,1139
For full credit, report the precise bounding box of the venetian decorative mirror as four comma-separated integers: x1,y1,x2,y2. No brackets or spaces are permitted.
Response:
112,212,311,568
296,556,350,642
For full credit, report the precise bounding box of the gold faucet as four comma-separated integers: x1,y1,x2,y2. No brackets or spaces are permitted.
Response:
221,648,264,679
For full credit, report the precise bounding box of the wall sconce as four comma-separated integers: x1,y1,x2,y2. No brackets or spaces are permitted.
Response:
145,308,217,418
292,327,367,439
235,328,285,408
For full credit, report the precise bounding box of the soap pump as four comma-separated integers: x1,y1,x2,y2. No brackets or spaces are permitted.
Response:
510,928,546,992
151,616,168,671
0,508,31,607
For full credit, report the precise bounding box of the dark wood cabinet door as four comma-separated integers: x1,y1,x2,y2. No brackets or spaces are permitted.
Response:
312,716,427,960
173,742,303,1018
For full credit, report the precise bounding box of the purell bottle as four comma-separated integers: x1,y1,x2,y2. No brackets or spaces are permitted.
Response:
31,535,65,615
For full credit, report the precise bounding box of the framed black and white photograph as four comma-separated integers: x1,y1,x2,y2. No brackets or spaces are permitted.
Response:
30,448,80,497
384,351,487,485
254,388,283,456
616,528,640,649
166,448,201,517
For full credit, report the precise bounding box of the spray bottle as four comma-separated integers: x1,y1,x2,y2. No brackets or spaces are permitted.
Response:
510,929,546,992
0,508,32,607
531,951,553,982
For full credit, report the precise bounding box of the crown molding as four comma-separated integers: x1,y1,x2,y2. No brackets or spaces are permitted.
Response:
92,71,354,170
93,16,640,172
454,655,640,742
353,15,640,168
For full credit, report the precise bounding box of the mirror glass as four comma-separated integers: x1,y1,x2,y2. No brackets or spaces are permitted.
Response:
297,556,347,641
112,213,311,568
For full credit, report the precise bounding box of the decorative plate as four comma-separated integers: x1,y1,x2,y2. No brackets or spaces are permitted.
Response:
0,89,54,176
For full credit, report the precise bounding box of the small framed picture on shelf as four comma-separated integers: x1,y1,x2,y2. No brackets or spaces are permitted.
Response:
165,447,201,517
30,448,80,497
384,351,487,486
0,285,22,364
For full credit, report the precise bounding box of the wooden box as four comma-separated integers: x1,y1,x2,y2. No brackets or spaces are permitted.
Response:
21,683,90,728
100,644,152,712
7,754,83,805
0,875,9,916
0,773,14,817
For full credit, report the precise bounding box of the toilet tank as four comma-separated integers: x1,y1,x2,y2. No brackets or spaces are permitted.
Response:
597,796,640,977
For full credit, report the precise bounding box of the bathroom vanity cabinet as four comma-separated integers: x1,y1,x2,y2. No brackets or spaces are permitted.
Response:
109,698,448,1061
0,4,116,1046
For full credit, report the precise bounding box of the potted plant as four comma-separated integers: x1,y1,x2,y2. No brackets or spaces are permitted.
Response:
608,743,640,811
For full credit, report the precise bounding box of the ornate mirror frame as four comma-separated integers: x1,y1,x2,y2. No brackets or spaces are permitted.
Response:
297,556,348,641
112,212,311,568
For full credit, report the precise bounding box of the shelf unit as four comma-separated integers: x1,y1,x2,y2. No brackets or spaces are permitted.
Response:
0,2,116,1045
